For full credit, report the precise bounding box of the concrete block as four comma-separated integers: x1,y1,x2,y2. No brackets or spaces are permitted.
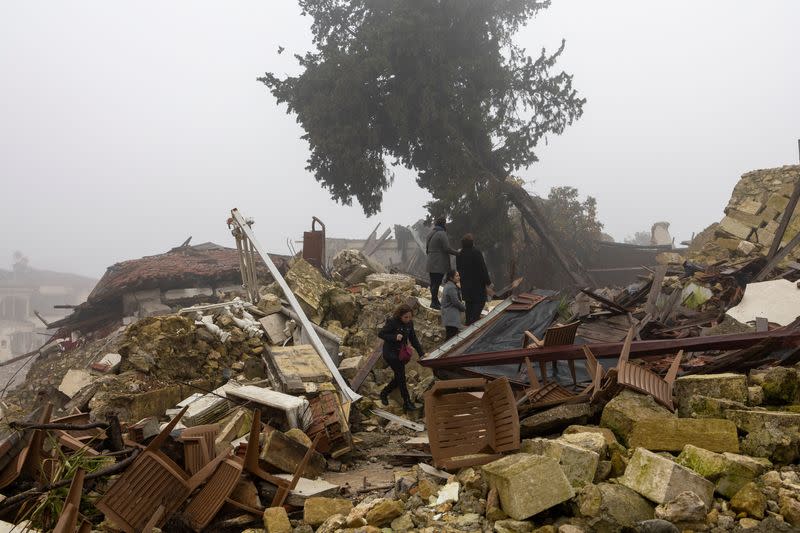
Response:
628,418,739,453
621,448,715,507
673,373,749,417
482,453,575,520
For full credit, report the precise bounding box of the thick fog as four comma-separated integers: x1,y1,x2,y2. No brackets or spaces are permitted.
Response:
1,1,798,277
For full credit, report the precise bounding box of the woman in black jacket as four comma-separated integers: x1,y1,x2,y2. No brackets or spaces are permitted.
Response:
456,233,492,325
378,303,425,411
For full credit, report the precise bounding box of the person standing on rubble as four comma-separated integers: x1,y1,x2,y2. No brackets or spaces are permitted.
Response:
378,303,425,411
441,269,466,340
426,217,458,310
456,233,492,325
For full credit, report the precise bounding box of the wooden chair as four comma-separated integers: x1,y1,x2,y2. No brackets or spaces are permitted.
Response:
96,406,225,533
179,424,220,476
184,456,243,531
425,378,519,470
522,321,581,385
615,328,683,411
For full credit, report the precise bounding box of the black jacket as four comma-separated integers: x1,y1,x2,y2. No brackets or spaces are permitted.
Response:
378,317,425,360
456,247,492,302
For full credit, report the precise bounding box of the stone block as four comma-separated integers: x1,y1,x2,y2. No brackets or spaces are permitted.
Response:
303,497,353,527
629,417,739,453
676,444,766,498
760,366,800,404
748,386,764,405
755,228,776,247
337,355,363,380
365,498,403,526
563,425,618,447
725,409,800,433
482,453,575,520
576,483,654,530
673,373,748,417
766,194,791,215
730,482,766,519
737,199,764,215
718,216,753,240
520,402,592,436
654,491,707,524
558,432,607,457
521,438,600,487
620,448,714,506
262,506,291,533
737,240,758,255
686,395,748,418
728,210,765,229
600,390,674,445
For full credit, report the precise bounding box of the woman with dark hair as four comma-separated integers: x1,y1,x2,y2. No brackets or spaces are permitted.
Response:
378,303,425,411
441,269,465,340
456,233,493,325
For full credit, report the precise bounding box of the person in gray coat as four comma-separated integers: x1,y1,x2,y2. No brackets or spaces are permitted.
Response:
426,217,458,309
441,270,466,340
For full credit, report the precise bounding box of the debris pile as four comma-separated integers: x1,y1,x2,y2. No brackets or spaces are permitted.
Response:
691,165,800,268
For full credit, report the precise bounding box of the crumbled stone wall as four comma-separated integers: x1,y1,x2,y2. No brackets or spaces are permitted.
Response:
691,165,800,265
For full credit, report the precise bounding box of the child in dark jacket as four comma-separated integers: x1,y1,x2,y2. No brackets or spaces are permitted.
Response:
378,303,425,411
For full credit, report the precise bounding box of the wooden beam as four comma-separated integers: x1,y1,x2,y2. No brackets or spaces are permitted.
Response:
766,168,800,262
755,229,800,281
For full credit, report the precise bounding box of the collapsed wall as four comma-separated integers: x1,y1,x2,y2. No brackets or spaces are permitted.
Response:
690,165,800,264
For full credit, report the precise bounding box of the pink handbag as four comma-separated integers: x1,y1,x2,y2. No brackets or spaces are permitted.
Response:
399,343,413,363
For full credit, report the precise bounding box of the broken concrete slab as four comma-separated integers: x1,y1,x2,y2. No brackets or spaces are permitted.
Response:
673,373,748,417
269,344,333,385
600,390,674,445
628,417,739,453
620,448,715,507
260,429,326,478
482,453,575,520
226,385,310,429
274,474,340,506
57,369,94,398
521,438,600,487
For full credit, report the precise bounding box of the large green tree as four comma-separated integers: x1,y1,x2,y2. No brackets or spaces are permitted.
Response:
261,0,587,285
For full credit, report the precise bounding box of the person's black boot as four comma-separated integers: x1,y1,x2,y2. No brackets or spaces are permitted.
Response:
403,399,418,412
379,389,389,406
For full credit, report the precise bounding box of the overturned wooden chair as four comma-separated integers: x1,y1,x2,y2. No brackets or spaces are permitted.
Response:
0,403,53,490
615,328,683,411
425,378,519,470
179,424,220,476
96,406,225,533
522,321,581,385
517,346,605,411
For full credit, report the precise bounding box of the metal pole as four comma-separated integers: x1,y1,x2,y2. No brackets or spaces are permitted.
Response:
229,209,360,402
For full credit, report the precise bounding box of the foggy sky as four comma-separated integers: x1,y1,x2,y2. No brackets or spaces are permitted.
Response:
1,1,798,279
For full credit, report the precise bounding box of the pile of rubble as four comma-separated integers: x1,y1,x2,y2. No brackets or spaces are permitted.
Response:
691,165,800,267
